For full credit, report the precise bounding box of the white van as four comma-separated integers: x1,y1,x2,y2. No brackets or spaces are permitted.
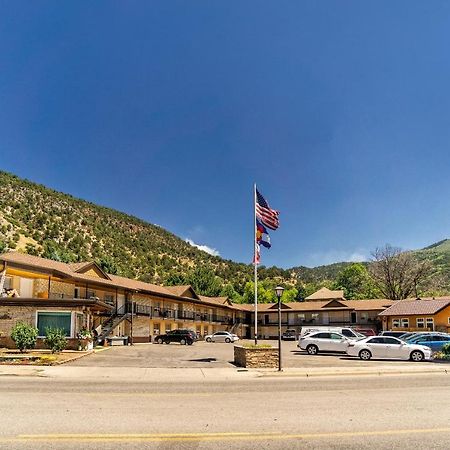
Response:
299,326,364,339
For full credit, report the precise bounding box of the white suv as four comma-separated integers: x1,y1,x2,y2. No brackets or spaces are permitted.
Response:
298,331,350,355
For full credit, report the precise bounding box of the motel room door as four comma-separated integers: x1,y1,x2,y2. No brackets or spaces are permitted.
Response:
322,312,329,325
20,278,34,298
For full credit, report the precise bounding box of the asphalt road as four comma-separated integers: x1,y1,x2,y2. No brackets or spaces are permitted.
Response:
0,370,449,449
68,340,440,369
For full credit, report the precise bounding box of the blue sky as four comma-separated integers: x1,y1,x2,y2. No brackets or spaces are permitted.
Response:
2,1,450,268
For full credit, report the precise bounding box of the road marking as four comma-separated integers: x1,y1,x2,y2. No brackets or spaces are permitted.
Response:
83,392,214,397
14,428,450,442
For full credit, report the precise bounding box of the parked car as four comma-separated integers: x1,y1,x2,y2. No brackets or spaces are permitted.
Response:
154,329,195,345
281,329,297,340
405,333,450,352
298,331,351,355
204,331,239,343
300,326,364,339
346,336,432,361
354,328,376,337
379,331,411,338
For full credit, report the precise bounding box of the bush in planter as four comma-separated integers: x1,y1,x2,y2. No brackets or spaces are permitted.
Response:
44,327,67,354
442,343,450,356
10,322,38,353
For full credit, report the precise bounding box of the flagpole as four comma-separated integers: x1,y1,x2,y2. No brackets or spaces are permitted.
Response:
254,183,258,345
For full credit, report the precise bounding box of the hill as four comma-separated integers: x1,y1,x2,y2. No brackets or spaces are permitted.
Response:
0,171,295,297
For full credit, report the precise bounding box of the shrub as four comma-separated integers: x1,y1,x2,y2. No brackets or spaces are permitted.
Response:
44,328,67,354
442,343,450,356
10,322,38,353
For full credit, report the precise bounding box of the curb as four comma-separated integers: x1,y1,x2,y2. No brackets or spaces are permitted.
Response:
53,350,94,366
256,368,450,378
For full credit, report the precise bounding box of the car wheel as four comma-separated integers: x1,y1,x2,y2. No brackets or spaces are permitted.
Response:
225,337,231,343
157,338,163,344
180,338,186,345
206,337,212,343
410,350,424,362
306,344,319,355
164,341,170,344
187,341,193,346
359,349,372,360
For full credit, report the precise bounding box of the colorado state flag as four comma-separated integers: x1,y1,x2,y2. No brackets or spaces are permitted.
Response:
256,218,271,249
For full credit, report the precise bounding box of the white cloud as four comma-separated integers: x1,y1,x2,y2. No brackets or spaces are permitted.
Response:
307,249,368,267
185,239,220,257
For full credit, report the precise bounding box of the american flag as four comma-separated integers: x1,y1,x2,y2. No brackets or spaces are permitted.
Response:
256,188,279,230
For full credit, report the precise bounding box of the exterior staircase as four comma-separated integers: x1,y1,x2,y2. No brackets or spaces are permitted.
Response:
96,304,130,344
228,321,240,334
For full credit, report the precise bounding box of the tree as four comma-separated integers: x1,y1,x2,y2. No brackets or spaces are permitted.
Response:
10,322,38,353
44,327,68,353
369,245,432,300
98,257,118,275
186,266,222,297
333,263,377,299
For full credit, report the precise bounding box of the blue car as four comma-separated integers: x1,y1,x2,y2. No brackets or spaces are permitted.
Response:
405,333,450,352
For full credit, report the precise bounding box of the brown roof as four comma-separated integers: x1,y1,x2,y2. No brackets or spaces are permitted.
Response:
379,298,450,316
305,287,345,301
165,285,200,298
343,299,394,311
1,252,181,297
108,274,171,295
235,298,394,313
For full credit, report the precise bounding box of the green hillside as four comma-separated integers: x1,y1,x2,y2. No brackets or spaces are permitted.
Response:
0,171,292,298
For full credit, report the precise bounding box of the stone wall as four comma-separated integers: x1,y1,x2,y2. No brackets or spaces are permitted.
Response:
234,345,279,368
0,306,36,336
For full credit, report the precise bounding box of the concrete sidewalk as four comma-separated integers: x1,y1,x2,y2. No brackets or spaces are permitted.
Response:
0,362,448,381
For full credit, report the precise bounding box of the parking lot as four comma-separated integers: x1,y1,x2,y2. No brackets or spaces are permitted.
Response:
69,339,437,368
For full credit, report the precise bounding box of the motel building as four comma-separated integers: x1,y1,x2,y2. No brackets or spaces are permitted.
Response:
0,252,413,349
0,252,249,348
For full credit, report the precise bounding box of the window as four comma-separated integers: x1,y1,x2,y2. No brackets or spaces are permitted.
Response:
448,317,450,325
4,276,12,290
313,333,330,339
37,312,72,337
416,318,425,328
426,318,434,330
330,333,343,340
342,329,354,338
384,337,401,345
104,294,114,305
367,337,384,344
400,318,409,328
311,313,319,321
360,312,369,321
392,319,400,328
297,314,305,320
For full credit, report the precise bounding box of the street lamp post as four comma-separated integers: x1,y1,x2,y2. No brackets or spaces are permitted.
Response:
274,286,285,372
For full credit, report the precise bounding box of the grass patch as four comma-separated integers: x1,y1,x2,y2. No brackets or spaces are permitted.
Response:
242,344,273,349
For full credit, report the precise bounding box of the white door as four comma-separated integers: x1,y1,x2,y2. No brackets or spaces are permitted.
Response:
366,337,388,358
20,278,34,298
383,337,405,359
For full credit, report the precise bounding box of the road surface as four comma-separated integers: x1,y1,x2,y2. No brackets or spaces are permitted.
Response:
0,368,449,449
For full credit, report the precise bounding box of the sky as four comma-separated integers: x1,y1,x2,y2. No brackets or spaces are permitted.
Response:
2,1,450,268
